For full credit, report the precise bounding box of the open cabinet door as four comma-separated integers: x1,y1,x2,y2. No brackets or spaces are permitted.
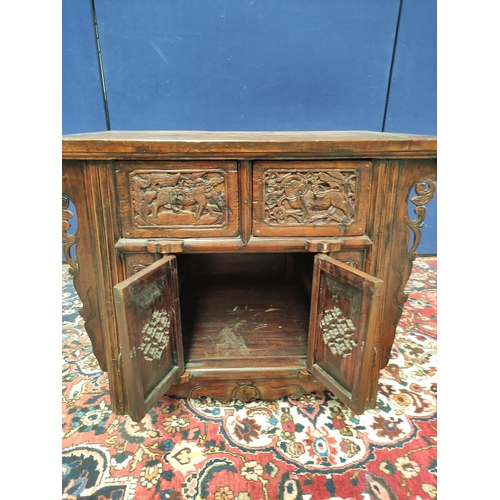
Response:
307,254,383,414
113,255,184,422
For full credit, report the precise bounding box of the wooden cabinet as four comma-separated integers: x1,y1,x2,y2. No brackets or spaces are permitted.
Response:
62,131,436,422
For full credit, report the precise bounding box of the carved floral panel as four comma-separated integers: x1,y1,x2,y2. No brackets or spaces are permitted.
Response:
320,304,357,359
130,170,230,228
131,309,171,361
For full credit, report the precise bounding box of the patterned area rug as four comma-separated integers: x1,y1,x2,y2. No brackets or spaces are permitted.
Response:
62,257,437,500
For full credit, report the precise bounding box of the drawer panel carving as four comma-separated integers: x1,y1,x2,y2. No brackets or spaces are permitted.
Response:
252,161,372,237
116,161,239,238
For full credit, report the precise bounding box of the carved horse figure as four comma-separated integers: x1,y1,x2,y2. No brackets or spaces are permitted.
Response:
150,175,226,222
282,172,355,224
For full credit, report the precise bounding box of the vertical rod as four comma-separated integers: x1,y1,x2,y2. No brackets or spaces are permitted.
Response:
90,0,111,130
382,0,404,132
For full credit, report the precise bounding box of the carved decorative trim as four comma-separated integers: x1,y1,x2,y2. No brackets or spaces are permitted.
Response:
62,195,79,276
270,383,310,399
130,170,229,228
178,382,312,402
320,305,357,358
392,177,437,330
62,181,101,369
339,260,359,269
230,382,263,402
263,170,357,230
132,309,171,361
406,179,437,259
130,263,148,275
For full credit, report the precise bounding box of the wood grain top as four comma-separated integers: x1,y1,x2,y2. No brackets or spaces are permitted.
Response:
62,130,437,160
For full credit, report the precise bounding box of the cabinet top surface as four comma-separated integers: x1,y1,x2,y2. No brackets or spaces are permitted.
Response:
62,130,437,160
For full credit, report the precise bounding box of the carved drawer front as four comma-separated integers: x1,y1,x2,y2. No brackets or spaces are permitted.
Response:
252,161,372,237
116,161,239,238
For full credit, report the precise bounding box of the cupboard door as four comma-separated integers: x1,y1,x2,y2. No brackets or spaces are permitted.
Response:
113,255,184,422
307,254,383,413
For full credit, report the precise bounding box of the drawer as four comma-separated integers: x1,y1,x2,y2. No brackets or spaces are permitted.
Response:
252,161,372,237
116,161,240,238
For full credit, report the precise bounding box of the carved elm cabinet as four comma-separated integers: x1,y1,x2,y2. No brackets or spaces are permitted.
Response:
62,131,437,422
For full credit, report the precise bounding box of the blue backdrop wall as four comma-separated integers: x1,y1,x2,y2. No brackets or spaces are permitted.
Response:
63,0,437,254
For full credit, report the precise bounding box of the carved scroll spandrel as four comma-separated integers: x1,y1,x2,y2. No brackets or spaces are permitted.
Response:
406,179,437,259
378,167,436,370
61,191,99,363
62,162,116,375
393,177,437,321
62,195,78,276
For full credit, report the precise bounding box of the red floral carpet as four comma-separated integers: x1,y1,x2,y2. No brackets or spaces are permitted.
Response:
62,257,437,500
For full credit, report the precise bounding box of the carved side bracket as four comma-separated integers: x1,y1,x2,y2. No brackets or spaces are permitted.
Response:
405,179,437,259
62,163,107,373
62,194,79,276
393,177,436,327
62,192,97,332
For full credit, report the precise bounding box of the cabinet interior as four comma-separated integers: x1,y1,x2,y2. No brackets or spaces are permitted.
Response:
177,253,316,372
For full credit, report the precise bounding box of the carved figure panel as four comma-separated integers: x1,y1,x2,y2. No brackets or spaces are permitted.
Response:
253,162,371,237
263,170,357,228
116,162,240,238
130,170,230,228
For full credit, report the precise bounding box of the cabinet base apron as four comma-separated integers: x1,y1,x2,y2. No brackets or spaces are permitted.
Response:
167,367,325,403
